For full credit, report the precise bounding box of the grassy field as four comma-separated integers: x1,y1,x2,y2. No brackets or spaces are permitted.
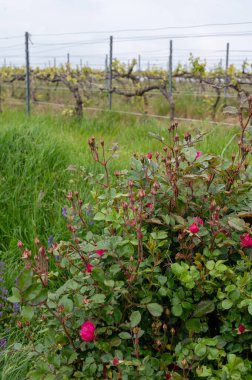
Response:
0,106,242,378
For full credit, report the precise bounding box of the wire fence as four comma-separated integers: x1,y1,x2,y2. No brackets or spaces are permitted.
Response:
1,24,252,123
2,22,252,68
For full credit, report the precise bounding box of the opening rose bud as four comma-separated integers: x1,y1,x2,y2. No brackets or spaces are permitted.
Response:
165,374,172,380
196,151,201,158
86,263,93,273
189,222,200,234
17,240,23,248
237,324,245,333
22,249,31,259
194,217,203,226
146,152,152,159
138,188,146,198
112,358,120,366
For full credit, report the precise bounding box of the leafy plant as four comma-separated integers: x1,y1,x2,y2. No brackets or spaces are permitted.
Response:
6,96,252,379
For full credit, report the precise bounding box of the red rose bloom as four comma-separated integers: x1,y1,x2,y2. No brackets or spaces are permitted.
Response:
80,321,96,342
95,249,108,256
189,222,200,234
240,233,252,248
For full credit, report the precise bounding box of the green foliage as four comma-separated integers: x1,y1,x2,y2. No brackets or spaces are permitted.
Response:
189,54,206,77
5,102,252,379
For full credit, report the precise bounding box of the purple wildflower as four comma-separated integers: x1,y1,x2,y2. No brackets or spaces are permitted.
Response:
47,235,54,248
0,337,7,350
62,207,67,218
13,303,20,315
86,204,94,225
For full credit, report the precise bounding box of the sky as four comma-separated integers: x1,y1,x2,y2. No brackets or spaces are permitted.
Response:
0,0,252,70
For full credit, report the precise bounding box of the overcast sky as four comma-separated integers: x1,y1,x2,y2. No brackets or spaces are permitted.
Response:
0,0,252,69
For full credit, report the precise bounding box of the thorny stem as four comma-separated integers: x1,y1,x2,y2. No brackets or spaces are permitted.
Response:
88,137,110,188
101,142,110,188
44,302,77,351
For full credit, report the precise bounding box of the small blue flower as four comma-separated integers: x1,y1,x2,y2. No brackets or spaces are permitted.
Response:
1,288,7,295
85,204,94,225
13,303,20,314
62,207,67,218
47,235,54,248
0,337,7,350
54,255,61,262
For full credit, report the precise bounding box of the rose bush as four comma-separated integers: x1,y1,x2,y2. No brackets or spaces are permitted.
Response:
7,98,252,379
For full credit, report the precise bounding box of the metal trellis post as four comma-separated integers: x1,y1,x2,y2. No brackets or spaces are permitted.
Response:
108,35,113,110
138,54,141,72
25,31,30,115
224,42,230,104
168,40,174,121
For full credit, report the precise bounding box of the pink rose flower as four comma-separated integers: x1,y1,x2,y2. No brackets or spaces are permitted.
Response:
146,202,152,208
80,321,96,342
189,222,200,234
86,263,93,273
196,151,201,158
146,152,152,159
95,249,108,256
240,233,252,248
237,324,245,333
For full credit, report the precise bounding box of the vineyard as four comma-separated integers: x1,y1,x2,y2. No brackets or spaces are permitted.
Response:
1,21,252,379
1,55,252,122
